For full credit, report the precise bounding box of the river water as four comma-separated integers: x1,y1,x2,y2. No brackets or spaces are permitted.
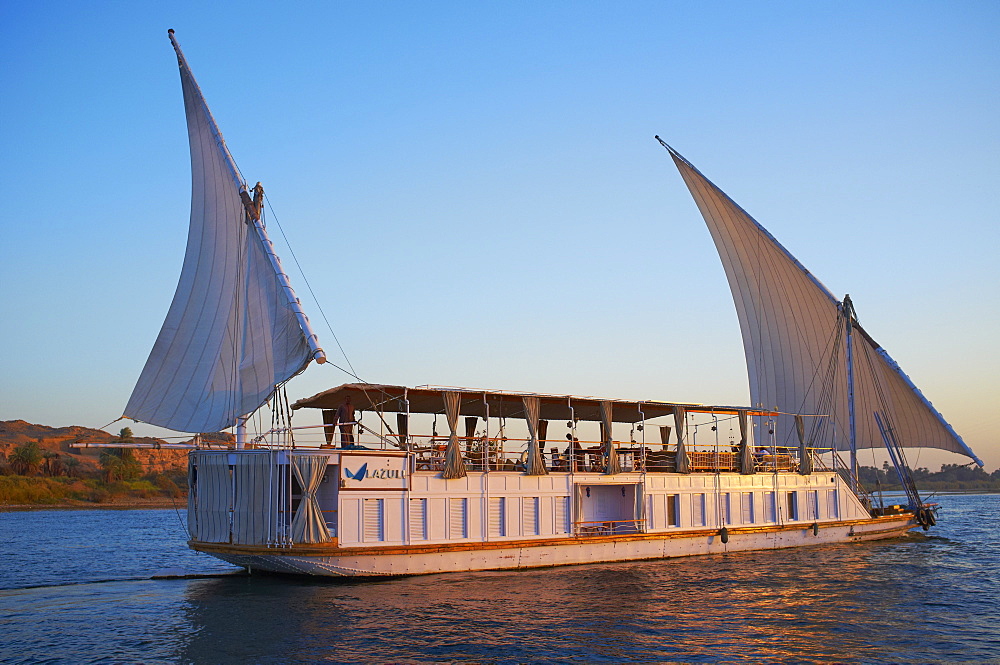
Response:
2,493,998,663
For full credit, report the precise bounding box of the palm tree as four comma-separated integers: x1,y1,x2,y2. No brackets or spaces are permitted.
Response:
100,448,141,482
43,452,64,477
9,441,43,476
64,456,82,478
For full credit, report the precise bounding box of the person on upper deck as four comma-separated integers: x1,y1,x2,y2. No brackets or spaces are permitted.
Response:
565,435,584,472
336,396,355,447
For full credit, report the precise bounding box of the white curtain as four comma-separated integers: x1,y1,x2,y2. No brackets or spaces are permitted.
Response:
674,406,691,474
232,453,272,545
290,454,331,544
194,452,231,543
601,401,622,475
522,396,548,476
442,391,468,479
796,414,813,475
738,410,754,475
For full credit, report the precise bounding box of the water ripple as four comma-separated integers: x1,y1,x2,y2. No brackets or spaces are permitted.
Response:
1,497,999,662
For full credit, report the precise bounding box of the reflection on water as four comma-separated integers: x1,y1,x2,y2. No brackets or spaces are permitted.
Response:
2,494,999,663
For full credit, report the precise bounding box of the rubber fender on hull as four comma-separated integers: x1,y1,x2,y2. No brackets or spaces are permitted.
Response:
720,527,729,544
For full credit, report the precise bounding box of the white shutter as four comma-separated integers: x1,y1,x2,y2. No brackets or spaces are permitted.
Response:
826,489,839,519
409,498,426,541
363,498,384,542
449,498,467,539
554,496,569,534
523,497,539,536
808,491,819,520
488,497,505,537
692,493,706,526
763,491,776,522
741,492,754,524
722,493,733,525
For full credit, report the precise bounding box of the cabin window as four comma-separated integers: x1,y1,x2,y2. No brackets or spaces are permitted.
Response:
409,498,427,541
722,493,733,525
763,491,776,523
363,498,384,542
523,497,539,536
554,496,570,534
807,490,819,520
786,492,799,521
741,492,754,524
450,498,468,539
666,494,679,527
826,489,839,519
489,497,506,537
692,493,706,527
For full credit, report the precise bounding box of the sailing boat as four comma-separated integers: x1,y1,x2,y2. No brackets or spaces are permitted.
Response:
123,31,980,577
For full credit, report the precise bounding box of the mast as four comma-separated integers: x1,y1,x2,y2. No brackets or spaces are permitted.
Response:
236,416,248,449
843,295,858,491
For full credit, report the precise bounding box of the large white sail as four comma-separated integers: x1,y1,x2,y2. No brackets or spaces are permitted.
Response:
125,32,324,433
663,142,981,465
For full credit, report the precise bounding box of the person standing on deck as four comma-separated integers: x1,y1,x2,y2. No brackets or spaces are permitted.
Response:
336,396,356,447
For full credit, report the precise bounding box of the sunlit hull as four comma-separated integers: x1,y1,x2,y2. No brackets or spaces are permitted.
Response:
191,514,916,577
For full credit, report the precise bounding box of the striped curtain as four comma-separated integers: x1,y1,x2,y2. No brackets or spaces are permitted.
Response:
659,425,671,449
522,396,548,476
290,454,331,544
674,406,691,474
738,410,755,475
442,391,468,479
796,414,813,475
232,452,272,544
601,401,622,475
194,452,231,543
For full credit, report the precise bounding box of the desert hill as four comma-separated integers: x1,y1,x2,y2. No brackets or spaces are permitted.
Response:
0,420,234,475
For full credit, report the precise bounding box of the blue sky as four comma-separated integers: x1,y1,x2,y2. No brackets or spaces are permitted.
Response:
2,1,998,469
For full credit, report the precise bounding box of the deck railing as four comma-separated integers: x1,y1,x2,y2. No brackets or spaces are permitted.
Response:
574,519,645,536
246,424,837,475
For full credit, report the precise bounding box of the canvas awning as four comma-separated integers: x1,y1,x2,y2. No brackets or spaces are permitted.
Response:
292,384,776,422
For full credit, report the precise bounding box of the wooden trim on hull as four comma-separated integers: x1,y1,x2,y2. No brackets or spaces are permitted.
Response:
190,515,917,576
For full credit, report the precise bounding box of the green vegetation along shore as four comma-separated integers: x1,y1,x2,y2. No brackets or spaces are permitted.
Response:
1,420,194,508
858,464,1000,492
0,474,186,509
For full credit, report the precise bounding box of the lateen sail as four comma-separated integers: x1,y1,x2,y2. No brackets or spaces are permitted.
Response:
662,141,982,465
125,32,325,433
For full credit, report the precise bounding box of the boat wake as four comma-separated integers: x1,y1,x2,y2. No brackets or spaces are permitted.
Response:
2,570,245,592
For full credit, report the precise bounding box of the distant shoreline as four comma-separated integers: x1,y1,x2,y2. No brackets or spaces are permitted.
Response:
1,498,186,512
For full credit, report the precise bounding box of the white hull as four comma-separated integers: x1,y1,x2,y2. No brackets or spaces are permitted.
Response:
188,457,914,578
193,515,915,577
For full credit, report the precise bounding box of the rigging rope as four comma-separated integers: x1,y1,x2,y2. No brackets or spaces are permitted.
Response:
262,192,357,379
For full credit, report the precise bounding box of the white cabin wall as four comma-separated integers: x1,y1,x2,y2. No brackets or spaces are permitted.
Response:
334,468,875,548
